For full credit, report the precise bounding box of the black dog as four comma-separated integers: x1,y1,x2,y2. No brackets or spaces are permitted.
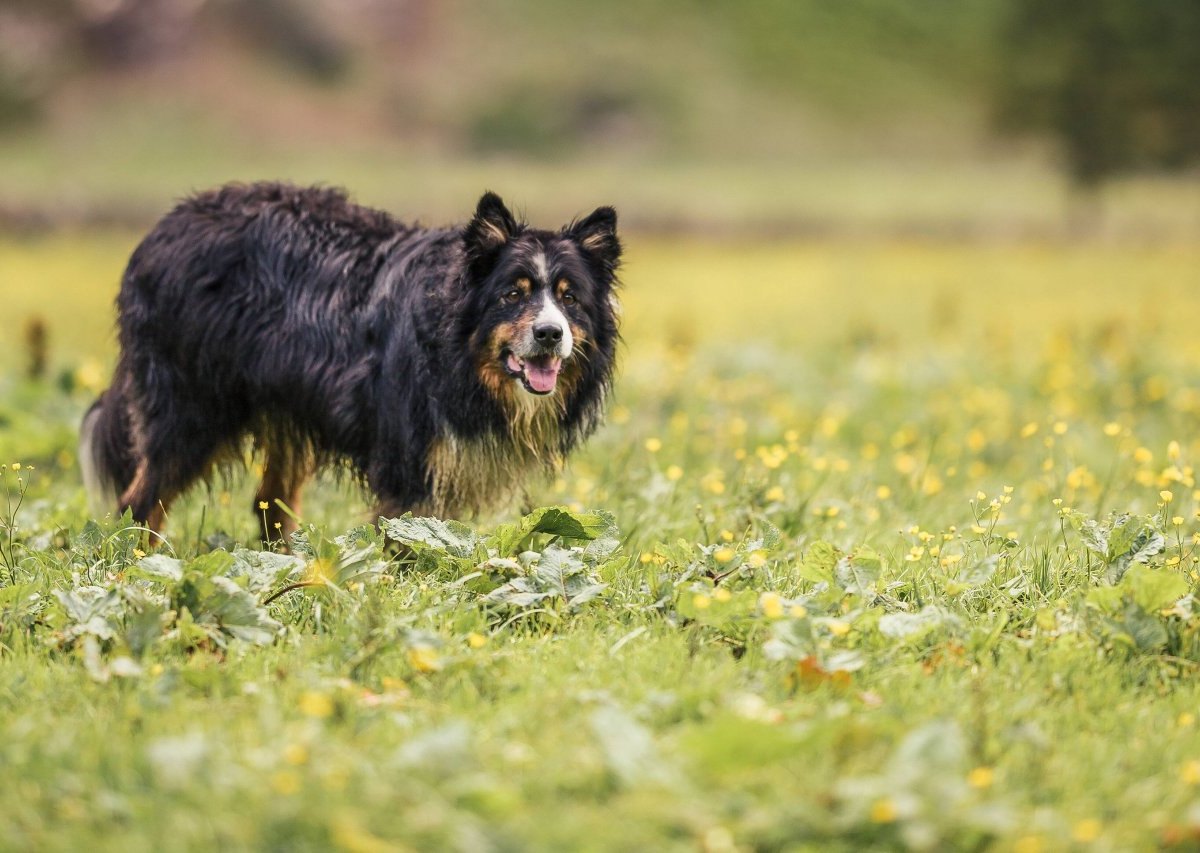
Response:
81,183,621,540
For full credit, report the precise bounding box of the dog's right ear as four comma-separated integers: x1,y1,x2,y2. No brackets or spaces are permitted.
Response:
463,192,518,274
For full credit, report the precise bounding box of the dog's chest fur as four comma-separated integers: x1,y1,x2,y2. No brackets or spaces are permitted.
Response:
425,397,563,516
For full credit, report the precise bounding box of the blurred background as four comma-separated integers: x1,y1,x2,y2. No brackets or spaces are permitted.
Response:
0,0,1197,239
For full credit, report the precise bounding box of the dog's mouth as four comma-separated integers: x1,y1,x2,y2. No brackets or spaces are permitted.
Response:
502,349,562,395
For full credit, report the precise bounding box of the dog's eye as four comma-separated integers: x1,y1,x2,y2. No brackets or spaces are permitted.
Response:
502,289,522,304
562,292,576,306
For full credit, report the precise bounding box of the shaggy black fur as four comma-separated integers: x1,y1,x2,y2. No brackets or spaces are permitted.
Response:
81,182,621,538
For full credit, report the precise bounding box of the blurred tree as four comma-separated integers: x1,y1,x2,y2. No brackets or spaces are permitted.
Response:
996,0,1200,189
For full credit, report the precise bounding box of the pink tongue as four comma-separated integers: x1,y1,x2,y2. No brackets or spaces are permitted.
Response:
524,359,561,393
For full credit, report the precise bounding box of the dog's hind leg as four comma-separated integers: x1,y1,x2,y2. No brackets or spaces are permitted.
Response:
119,460,180,542
254,451,310,545
119,403,239,544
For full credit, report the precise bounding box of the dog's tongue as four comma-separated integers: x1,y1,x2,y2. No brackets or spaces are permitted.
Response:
525,357,561,393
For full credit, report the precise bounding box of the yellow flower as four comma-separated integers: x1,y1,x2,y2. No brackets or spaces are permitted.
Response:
765,486,785,502
644,437,663,453
713,587,732,603
746,550,767,569
467,632,488,649
270,771,301,795
713,547,735,564
869,798,897,823
876,485,891,500
283,743,309,766
1071,819,1101,843
1020,422,1039,438
1013,836,1043,853
1181,760,1200,785
788,605,808,618
258,500,269,510
1179,712,1196,727
299,691,334,719
666,465,683,481
827,619,850,637
759,592,784,619
692,593,712,610
719,529,734,543
305,558,335,585
1103,422,1122,437
967,766,994,789
407,645,441,673
1161,490,1174,504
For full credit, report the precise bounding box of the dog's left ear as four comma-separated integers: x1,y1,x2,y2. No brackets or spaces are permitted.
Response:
463,191,519,274
566,206,621,275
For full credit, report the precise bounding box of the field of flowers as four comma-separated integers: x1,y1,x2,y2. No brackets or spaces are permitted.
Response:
1,234,1200,850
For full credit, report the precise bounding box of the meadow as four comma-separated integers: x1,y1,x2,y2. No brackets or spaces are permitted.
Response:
2,232,1200,850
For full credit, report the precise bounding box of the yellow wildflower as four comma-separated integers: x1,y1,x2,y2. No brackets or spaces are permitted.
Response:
299,692,334,719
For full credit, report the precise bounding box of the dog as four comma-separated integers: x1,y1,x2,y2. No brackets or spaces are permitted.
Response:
80,182,621,541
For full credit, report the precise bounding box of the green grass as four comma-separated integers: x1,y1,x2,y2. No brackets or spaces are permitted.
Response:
2,235,1200,849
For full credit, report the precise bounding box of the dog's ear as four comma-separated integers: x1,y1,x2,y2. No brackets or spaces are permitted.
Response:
566,206,621,275
463,192,518,274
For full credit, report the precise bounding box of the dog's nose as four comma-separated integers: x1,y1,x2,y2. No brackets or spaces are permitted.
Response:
533,323,563,345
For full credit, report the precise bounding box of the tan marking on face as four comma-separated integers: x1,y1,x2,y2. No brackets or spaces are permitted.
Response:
477,318,523,404
476,305,584,410
516,277,532,297
556,279,571,299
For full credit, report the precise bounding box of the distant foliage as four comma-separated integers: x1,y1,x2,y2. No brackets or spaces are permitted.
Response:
996,0,1200,187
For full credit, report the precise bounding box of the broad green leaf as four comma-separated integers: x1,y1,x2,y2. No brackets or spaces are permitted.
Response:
1070,514,1108,557
380,515,478,557
123,602,169,657
1086,585,1123,613
1104,602,1168,652
203,577,282,645
228,549,303,594
879,605,957,640
958,555,999,587
797,540,840,585
532,547,589,598
131,554,183,583
1121,563,1188,612
493,507,618,555
834,551,880,596
54,587,123,641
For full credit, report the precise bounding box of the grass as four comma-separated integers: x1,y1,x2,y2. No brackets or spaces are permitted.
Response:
2,233,1200,849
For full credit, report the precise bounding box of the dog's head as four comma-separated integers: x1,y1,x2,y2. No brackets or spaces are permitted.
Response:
462,192,621,403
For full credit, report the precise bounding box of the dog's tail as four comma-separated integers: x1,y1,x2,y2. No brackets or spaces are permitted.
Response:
79,385,137,517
